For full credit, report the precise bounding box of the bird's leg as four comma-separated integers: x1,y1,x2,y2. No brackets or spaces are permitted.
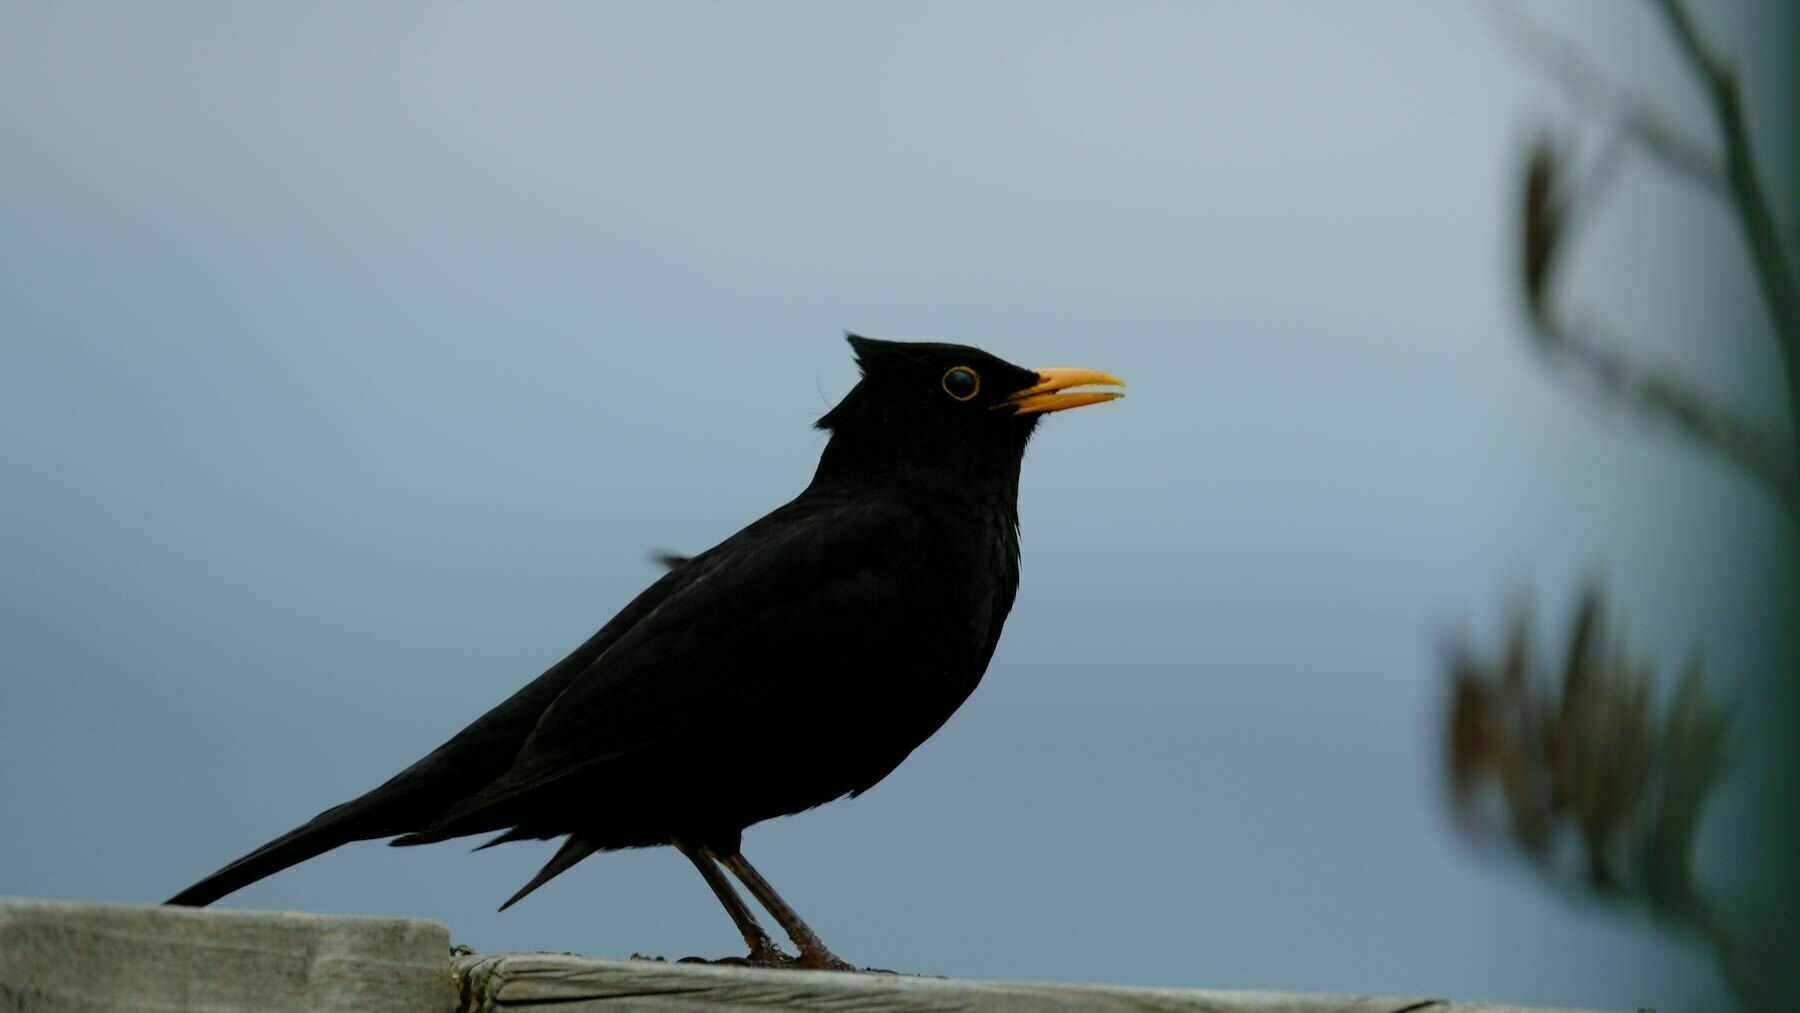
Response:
672,840,791,965
717,851,855,971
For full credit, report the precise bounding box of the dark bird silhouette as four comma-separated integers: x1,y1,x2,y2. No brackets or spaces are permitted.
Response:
164,333,1124,969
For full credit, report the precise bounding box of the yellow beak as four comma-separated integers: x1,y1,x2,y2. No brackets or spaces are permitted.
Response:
998,367,1126,415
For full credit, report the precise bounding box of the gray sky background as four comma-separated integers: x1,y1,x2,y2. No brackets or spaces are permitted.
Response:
2,3,1795,1010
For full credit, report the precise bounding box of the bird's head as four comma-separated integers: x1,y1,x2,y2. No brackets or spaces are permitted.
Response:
811,333,1124,491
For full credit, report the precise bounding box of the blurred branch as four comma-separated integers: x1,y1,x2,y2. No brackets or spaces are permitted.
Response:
1654,0,1800,428
1507,1,1800,521
1487,3,1726,197
1522,140,1800,516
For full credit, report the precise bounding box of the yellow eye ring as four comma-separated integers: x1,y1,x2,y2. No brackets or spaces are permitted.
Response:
941,366,980,401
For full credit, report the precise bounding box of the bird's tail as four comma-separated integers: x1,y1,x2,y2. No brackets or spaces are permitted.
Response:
164,803,372,907
162,610,635,908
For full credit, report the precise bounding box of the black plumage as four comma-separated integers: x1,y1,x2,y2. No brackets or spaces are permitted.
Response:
164,334,1123,969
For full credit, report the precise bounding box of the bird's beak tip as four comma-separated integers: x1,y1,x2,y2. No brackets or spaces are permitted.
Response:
999,367,1126,416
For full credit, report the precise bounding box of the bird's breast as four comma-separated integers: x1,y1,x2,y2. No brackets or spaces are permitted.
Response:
904,498,1021,677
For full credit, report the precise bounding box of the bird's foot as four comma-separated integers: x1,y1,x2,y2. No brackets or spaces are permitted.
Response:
724,942,800,968
795,946,857,972
673,945,866,972
673,938,798,969
669,950,900,974
745,940,798,967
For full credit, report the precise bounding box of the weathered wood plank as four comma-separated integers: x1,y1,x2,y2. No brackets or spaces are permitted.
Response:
0,897,452,1013
450,953,1618,1013
0,898,1622,1013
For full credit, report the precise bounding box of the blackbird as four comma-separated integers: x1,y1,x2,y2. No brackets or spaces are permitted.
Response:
165,333,1123,969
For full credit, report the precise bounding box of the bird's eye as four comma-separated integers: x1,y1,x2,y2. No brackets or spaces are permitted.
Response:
940,366,980,401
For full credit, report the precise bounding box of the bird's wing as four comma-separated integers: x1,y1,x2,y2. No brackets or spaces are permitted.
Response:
404,493,935,837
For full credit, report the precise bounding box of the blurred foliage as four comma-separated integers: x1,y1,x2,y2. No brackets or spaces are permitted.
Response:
1442,584,1798,1010
1457,1,1799,1009
1444,591,1739,964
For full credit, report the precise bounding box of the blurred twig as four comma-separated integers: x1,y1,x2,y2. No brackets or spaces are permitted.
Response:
1507,2,1800,521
